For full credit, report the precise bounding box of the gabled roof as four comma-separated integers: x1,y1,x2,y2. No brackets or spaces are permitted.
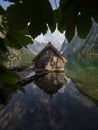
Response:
33,42,67,62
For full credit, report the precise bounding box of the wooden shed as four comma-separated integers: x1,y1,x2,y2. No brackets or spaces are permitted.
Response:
33,42,67,72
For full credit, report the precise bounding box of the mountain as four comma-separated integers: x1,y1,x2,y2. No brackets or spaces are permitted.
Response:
27,20,98,58
27,25,67,54
62,20,98,58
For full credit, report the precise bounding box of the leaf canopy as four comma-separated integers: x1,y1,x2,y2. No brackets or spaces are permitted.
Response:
2,0,98,41
6,0,53,38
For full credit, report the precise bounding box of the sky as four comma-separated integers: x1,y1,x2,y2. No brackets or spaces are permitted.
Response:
0,0,60,10
49,0,60,9
0,0,14,9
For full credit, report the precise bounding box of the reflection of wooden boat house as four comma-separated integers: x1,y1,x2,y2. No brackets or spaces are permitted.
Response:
33,42,67,72
34,72,66,96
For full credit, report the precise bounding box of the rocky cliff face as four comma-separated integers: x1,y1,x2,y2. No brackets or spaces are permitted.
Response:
62,20,98,58
82,20,98,53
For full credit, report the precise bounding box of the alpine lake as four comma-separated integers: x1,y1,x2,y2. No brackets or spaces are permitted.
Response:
0,57,98,130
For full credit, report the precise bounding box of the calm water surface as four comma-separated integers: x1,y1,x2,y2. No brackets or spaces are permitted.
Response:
0,73,98,130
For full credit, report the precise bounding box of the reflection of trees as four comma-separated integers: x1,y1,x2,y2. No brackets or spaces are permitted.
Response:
0,85,15,110
34,72,66,96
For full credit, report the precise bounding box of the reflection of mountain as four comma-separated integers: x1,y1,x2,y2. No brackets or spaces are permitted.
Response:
34,73,66,96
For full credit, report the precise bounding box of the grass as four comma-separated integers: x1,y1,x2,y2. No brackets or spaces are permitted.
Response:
65,57,98,100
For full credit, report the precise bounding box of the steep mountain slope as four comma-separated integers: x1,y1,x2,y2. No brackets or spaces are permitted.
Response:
62,20,98,57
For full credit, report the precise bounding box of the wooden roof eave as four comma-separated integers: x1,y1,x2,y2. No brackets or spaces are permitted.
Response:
33,42,67,62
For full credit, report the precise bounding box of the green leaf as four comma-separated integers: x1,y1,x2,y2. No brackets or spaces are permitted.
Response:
5,83,25,93
15,84,25,93
77,14,92,38
66,23,75,42
7,3,31,29
0,6,5,15
5,27,32,49
55,0,98,40
0,65,20,84
6,0,53,38
92,8,98,23
0,38,8,53
29,0,53,37
57,0,78,40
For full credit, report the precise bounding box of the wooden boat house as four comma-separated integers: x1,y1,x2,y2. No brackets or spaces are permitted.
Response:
33,42,67,72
